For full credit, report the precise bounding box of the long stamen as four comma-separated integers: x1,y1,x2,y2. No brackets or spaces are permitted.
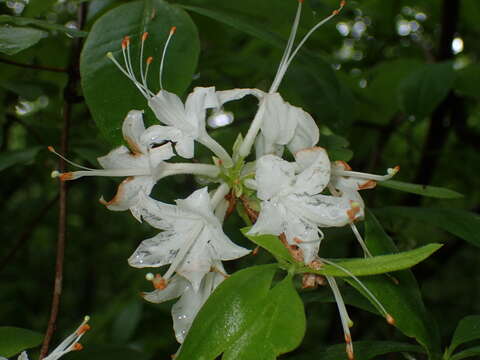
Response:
53,168,151,181
350,223,372,257
326,276,354,360
332,166,400,182
143,56,153,91
48,146,95,171
108,52,150,99
320,258,392,321
269,0,303,93
159,26,176,90
140,32,148,88
276,0,345,90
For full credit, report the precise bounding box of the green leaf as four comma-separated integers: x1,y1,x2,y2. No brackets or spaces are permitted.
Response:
311,341,423,360
398,62,456,119
0,327,43,357
450,315,480,353
177,264,306,360
0,26,47,55
0,15,87,37
454,64,480,98
375,207,480,248
111,300,143,343
80,0,199,145
0,147,41,172
301,243,442,277
450,346,480,360
241,227,294,264
345,211,441,359
379,180,463,199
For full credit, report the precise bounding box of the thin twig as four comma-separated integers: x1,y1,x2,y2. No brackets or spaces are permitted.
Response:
0,195,59,272
39,3,88,359
0,57,67,73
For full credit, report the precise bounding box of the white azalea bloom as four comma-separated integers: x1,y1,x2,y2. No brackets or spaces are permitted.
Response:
248,147,356,263
52,110,174,216
128,187,250,290
0,317,91,360
143,265,226,343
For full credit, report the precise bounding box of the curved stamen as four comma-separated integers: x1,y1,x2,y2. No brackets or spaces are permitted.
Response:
159,26,176,90
48,146,96,171
269,0,303,93
350,222,372,257
140,32,148,88
332,166,400,182
320,258,390,318
326,276,354,360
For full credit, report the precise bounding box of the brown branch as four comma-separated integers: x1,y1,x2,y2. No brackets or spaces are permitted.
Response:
0,57,67,73
0,195,59,272
39,3,88,359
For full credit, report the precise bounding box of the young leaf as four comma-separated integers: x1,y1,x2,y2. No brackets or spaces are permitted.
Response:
177,264,277,360
398,62,456,119
309,340,423,360
450,346,480,360
0,15,87,37
0,327,43,358
378,180,463,199
301,243,442,277
0,26,47,55
376,207,480,248
449,315,480,353
80,0,199,145
345,211,442,359
177,265,306,360
241,227,294,264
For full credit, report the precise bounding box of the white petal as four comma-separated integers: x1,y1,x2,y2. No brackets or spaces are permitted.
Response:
293,147,331,195
248,200,285,236
97,146,149,170
185,86,219,132
172,271,224,343
128,230,180,268
136,191,177,229
149,142,174,171
141,125,183,147
143,274,190,303
290,193,352,227
283,215,320,263
260,93,297,146
101,175,155,211
176,187,216,224
173,134,195,159
215,88,264,105
18,352,29,360
254,132,284,158
122,110,147,154
287,108,319,153
148,90,186,128
255,154,295,200
209,228,251,261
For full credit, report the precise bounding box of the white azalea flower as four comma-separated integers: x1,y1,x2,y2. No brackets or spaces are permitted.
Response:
128,186,250,290
142,264,226,343
50,110,220,219
248,147,356,263
238,1,344,158
0,317,91,360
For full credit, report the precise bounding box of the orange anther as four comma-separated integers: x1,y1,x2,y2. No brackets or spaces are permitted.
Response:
73,343,83,351
121,36,130,49
252,246,260,256
298,0,304,3
170,26,177,34
76,324,91,335
394,165,400,172
347,348,355,360
345,334,352,344
340,0,346,7
294,237,303,244
386,314,396,325
152,274,167,290
332,9,339,15
59,172,73,181
142,32,149,41
47,145,55,152
146,56,153,64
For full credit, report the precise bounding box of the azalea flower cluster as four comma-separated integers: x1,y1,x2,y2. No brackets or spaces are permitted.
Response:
50,0,398,358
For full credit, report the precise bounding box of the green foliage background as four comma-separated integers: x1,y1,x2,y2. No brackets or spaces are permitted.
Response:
0,0,479,359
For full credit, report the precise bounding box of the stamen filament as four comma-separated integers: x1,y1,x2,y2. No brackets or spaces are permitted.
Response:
210,182,230,209
48,146,95,171
58,168,151,181
143,56,153,91
332,166,399,181
320,258,389,317
350,223,372,257
269,0,303,93
159,26,176,90
140,32,148,88
326,275,354,360
107,52,150,99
